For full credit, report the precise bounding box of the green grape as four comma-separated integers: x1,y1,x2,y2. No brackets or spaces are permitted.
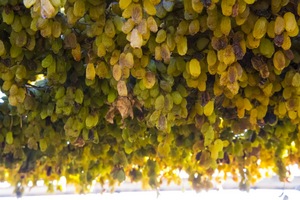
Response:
26,35,36,51
107,90,117,103
177,20,189,35
20,15,32,29
73,0,86,17
51,21,62,38
75,88,84,104
6,131,13,145
171,91,183,105
104,19,116,38
259,38,275,58
39,138,48,152
155,95,165,110
2,8,14,25
42,54,54,68
204,126,214,146
10,45,22,58
9,84,19,96
15,65,27,80
156,29,167,43
164,94,173,112
0,40,5,56
89,6,102,20
11,15,22,32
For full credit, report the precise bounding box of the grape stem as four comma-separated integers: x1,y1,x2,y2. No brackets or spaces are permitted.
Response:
24,83,50,90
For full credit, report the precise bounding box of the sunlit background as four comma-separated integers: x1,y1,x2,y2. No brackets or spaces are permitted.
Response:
1,165,300,199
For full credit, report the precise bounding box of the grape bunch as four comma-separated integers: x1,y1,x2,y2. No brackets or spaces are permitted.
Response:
1,0,300,196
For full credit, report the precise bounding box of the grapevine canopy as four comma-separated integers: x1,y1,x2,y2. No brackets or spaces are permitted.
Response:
1,0,300,195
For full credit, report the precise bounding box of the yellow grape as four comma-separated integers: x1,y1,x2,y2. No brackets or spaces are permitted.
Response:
147,16,158,32
23,0,36,8
220,45,236,66
244,0,256,4
50,0,63,7
97,43,106,57
292,73,300,87
246,33,260,49
191,0,204,13
220,16,231,36
207,50,217,66
86,63,96,80
143,0,156,15
189,58,201,78
281,32,291,51
119,0,132,10
143,71,156,89
155,46,162,61
112,64,122,81
71,43,81,61
252,17,268,39
274,16,285,35
176,35,187,56
267,20,275,38
284,12,297,33
204,100,214,117
137,19,148,35
221,0,235,16
117,80,128,96
130,28,143,48
189,19,200,35
110,50,121,66
41,0,56,18
131,3,143,24
122,18,135,34
273,50,286,71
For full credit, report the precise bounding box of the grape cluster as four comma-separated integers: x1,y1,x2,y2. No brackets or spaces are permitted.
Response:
1,0,300,196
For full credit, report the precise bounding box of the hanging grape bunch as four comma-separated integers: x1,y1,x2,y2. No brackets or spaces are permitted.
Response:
1,0,300,195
